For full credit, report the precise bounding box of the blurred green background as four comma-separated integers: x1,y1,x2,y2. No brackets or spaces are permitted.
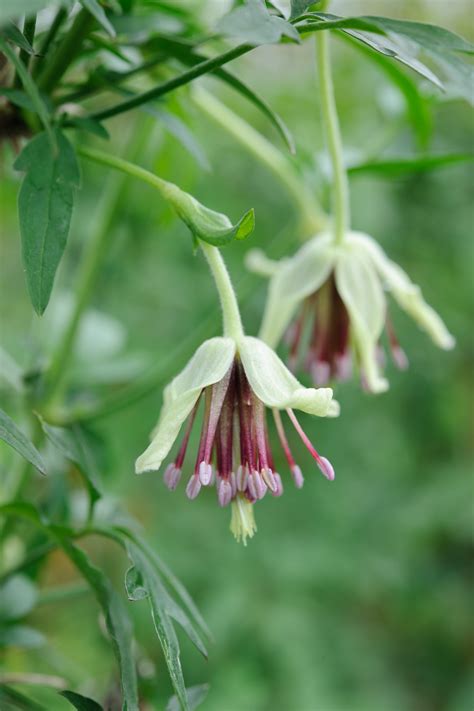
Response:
1,1,473,710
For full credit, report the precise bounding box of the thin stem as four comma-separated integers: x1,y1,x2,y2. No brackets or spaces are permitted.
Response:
192,86,328,235
14,15,36,87
199,241,244,341
37,9,93,93
79,43,251,124
315,26,350,244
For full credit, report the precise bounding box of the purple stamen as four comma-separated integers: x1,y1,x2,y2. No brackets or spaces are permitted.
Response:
286,408,335,481
186,474,202,500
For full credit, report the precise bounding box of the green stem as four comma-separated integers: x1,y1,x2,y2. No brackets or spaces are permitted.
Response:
79,43,251,124
199,241,244,341
315,26,350,244
31,7,68,78
192,86,327,235
37,9,93,93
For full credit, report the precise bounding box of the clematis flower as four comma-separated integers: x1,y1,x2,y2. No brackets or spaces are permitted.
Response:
136,336,338,545
250,231,455,394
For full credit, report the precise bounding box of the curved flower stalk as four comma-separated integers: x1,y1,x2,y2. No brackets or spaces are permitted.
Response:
136,243,338,545
250,231,455,393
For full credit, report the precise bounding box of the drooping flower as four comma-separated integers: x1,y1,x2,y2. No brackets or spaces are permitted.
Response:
249,231,455,393
136,336,338,545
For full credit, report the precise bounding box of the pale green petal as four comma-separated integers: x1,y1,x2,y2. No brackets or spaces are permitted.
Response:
350,232,455,350
335,246,388,394
135,337,236,473
238,336,334,416
258,233,335,347
245,248,281,277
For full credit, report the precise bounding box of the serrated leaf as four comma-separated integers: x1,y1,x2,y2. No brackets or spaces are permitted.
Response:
348,153,473,177
166,684,210,711
14,129,80,315
218,0,300,46
79,0,116,37
2,22,35,54
0,408,46,475
60,690,103,711
53,533,139,711
38,416,102,503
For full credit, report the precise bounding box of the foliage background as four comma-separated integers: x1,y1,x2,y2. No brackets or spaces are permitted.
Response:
1,1,473,709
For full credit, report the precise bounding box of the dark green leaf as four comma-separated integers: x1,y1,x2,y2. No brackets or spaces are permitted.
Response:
0,575,38,620
0,87,36,112
60,690,103,711
218,0,300,46
290,1,316,20
0,408,46,475
2,22,35,54
53,533,139,711
38,416,102,502
79,0,116,37
348,153,474,178
66,116,109,139
14,129,80,315
166,685,210,711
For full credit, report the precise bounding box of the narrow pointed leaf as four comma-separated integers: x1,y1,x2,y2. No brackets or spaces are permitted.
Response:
0,407,46,475
60,690,103,711
2,22,35,53
14,129,80,315
348,153,473,177
79,0,115,37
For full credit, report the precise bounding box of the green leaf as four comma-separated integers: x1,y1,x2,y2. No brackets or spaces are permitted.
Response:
0,408,46,475
60,690,103,711
166,685,210,711
149,36,295,152
0,685,47,711
218,0,300,46
0,87,36,112
290,1,315,20
2,22,35,54
38,416,102,503
53,533,139,711
348,153,474,178
298,13,474,102
0,624,46,648
0,346,24,393
66,116,110,139
123,539,188,711
79,0,115,37
14,129,80,315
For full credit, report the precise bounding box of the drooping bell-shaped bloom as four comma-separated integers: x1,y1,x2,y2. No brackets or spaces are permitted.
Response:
136,336,338,544
249,231,455,394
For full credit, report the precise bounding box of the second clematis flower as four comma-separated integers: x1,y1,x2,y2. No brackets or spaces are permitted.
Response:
249,230,455,394
136,242,338,545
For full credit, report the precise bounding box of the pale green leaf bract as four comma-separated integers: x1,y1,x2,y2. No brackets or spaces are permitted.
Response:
60,690,104,711
14,129,80,315
79,0,116,38
0,407,47,475
217,0,300,46
166,685,210,711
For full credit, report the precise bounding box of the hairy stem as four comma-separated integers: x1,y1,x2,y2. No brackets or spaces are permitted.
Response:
200,241,244,341
315,22,350,244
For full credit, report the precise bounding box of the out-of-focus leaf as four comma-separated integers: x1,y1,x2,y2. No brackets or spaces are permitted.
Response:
79,0,116,37
60,690,103,711
2,22,35,53
0,408,46,475
290,1,315,20
152,107,210,171
0,624,46,648
14,129,80,315
0,1,69,25
0,87,36,112
0,575,38,620
66,115,109,139
53,533,139,711
38,416,102,503
341,34,432,150
0,685,47,711
218,0,300,46
166,684,210,711
150,36,295,152
348,153,474,177
298,13,474,102
0,346,24,393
